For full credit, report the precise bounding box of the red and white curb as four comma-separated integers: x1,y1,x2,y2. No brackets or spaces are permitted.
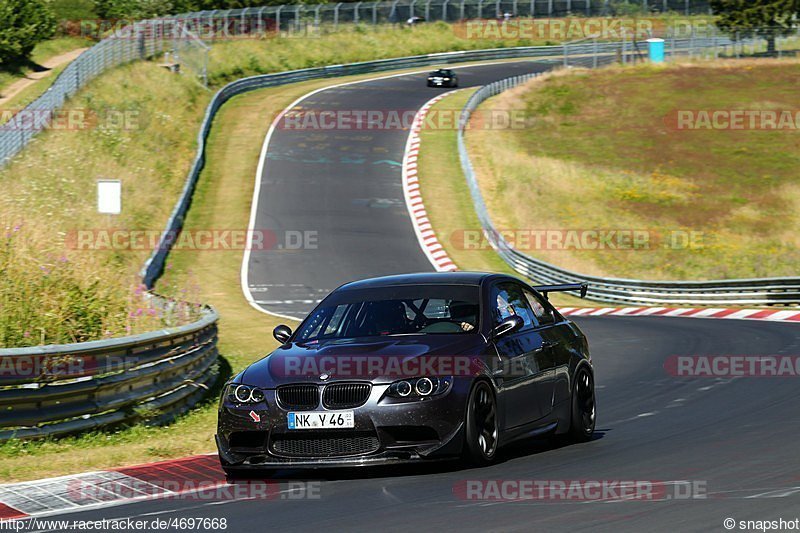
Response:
558,307,800,322
402,91,459,272
0,454,225,520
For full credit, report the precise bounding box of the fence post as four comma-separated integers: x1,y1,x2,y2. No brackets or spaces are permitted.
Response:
276,6,282,32
425,0,431,21
334,3,340,30
592,37,598,68
563,42,568,67
530,0,534,16
713,25,718,58
586,0,591,16
354,1,361,23
460,0,466,20
477,0,483,19
566,0,571,14
548,0,553,17
684,0,689,15
373,2,378,24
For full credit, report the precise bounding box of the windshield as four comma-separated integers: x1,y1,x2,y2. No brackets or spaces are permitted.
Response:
295,285,480,342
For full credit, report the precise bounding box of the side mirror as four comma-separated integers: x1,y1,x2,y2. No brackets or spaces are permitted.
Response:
492,315,524,339
273,324,293,344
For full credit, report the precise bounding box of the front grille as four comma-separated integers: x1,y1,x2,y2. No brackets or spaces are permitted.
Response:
322,383,371,409
277,384,319,410
271,433,380,457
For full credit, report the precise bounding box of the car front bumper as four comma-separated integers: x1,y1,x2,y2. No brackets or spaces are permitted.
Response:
216,383,467,469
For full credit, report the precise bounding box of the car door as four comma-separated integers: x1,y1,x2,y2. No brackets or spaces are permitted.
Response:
490,281,552,428
521,288,563,417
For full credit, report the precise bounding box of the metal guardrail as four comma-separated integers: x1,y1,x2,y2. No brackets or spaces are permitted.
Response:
0,303,218,441
142,33,738,290
457,72,800,306
0,0,715,167
0,11,787,439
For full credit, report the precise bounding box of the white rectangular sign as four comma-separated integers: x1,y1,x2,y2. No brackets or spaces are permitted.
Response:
97,179,121,215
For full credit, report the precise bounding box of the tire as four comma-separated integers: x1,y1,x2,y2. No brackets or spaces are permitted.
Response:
567,366,596,442
463,381,499,466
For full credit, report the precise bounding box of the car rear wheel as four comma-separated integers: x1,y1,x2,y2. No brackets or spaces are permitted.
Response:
463,381,498,465
568,367,595,442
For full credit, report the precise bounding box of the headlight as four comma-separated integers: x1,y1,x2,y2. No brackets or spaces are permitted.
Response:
226,384,265,404
386,377,451,399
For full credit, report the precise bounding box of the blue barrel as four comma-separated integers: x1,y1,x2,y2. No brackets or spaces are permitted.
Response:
647,38,666,63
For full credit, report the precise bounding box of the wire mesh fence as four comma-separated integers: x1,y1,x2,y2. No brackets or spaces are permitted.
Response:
0,0,795,169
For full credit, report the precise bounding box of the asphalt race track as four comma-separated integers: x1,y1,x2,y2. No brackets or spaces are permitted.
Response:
243,60,554,319
23,62,800,531
28,317,800,531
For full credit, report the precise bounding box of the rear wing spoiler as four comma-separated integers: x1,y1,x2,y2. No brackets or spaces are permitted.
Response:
533,282,588,300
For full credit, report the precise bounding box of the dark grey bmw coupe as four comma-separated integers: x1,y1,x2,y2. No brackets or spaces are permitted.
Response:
216,272,595,473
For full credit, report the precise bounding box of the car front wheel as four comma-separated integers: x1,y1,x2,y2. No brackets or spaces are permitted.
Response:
463,381,498,465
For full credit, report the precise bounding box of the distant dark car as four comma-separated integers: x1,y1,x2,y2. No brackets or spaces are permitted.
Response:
427,68,458,88
217,272,594,473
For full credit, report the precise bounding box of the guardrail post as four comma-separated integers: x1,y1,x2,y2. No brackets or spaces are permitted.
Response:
592,37,598,68
563,42,568,67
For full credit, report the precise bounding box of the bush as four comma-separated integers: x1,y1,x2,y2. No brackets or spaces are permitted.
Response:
0,0,57,65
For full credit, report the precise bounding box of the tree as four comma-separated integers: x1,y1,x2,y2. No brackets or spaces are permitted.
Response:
711,0,800,54
0,0,56,65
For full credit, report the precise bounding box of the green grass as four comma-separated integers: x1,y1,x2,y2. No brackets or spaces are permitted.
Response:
0,66,461,481
0,37,89,96
465,59,800,281
0,58,211,347
416,90,591,308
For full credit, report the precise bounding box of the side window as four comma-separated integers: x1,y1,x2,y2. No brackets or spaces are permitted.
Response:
491,282,535,329
523,290,554,326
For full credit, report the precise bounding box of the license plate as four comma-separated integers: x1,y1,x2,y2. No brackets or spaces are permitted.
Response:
288,411,354,430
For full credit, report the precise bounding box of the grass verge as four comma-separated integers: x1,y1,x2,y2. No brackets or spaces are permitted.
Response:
465,59,800,281
416,89,587,308
0,66,461,481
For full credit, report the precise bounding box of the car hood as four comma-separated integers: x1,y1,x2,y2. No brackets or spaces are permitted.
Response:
241,335,482,386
